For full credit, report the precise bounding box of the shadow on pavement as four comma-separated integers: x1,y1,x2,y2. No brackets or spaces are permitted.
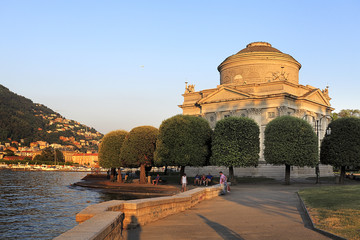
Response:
219,184,317,227
197,214,244,240
126,216,141,240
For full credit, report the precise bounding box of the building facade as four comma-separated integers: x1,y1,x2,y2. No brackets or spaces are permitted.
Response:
71,153,99,167
179,42,333,178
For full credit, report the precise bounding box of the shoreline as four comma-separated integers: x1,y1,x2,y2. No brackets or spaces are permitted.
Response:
73,174,182,198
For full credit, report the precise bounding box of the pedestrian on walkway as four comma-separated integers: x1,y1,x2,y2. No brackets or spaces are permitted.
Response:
219,171,227,195
226,176,230,193
181,173,187,192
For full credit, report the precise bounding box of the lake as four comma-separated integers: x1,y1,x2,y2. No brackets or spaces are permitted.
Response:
0,170,120,240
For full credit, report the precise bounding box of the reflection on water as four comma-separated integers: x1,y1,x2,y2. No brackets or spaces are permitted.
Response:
0,170,120,240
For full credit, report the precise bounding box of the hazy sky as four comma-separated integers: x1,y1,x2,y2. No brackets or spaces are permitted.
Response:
1,1,359,134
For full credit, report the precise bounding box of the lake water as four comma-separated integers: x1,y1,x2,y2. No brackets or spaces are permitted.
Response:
0,170,119,240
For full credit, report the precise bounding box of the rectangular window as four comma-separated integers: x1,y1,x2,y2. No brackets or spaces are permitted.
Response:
268,112,275,118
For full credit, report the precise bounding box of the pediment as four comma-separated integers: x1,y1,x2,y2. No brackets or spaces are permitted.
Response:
198,87,251,104
300,89,330,106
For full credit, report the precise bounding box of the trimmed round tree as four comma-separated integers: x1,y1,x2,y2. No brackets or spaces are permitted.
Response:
211,117,260,182
154,115,212,177
98,130,128,182
320,117,360,183
264,116,318,185
120,126,159,184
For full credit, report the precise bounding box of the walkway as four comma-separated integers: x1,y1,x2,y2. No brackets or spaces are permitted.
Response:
122,183,331,240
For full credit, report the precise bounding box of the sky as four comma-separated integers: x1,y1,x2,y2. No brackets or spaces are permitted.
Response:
1,1,359,134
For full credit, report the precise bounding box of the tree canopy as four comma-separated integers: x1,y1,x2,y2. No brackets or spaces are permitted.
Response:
154,115,212,169
33,147,64,163
120,126,159,184
332,109,360,120
320,117,360,183
98,130,128,168
211,117,259,180
264,116,318,184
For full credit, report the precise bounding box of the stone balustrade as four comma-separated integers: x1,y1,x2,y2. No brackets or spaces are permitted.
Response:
55,185,222,240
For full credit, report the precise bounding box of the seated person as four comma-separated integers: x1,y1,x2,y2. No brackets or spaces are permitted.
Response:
201,174,206,185
205,173,213,186
152,174,160,185
194,174,201,185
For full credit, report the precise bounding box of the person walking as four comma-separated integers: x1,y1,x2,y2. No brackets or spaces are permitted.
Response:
219,171,227,195
181,173,187,192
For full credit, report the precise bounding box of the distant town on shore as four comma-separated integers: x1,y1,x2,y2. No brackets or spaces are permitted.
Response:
0,84,103,167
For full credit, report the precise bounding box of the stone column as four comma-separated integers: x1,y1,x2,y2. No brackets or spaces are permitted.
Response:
247,108,263,162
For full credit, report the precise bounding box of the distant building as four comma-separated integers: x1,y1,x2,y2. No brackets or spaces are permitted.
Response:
19,151,34,157
62,151,76,163
3,156,27,161
30,141,49,150
71,153,98,167
180,42,333,178
6,146,17,152
50,143,63,149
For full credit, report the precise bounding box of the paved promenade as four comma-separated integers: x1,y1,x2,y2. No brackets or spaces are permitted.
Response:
122,183,331,240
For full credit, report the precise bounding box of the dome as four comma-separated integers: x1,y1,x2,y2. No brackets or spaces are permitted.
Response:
237,42,282,54
218,42,301,85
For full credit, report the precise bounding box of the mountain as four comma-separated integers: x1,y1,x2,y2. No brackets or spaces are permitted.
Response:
0,84,103,150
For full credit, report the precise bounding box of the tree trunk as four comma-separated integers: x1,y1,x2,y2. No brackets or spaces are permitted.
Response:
110,167,116,181
139,163,146,184
229,166,236,185
339,166,346,184
285,164,291,185
117,168,123,183
315,164,320,184
164,166,168,175
180,166,185,183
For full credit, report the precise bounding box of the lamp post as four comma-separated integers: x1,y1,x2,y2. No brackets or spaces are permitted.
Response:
315,115,330,184
315,120,320,184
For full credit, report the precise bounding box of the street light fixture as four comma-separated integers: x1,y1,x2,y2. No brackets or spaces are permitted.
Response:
326,127,331,136
315,115,330,184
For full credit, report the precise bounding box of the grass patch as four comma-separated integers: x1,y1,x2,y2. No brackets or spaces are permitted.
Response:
306,176,357,184
299,185,360,240
306,176,337,182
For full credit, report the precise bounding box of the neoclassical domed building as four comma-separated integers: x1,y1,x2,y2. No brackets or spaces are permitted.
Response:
179,42,334,178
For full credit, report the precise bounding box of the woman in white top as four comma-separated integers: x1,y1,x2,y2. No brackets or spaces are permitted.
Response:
181,173,187,192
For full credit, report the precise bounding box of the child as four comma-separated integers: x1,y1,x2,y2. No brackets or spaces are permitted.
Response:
181,173,187,192
201,174,206,186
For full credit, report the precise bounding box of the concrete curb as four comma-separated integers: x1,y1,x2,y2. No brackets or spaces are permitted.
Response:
296,192,347,240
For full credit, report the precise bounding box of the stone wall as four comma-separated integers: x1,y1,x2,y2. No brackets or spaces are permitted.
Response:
55,185,222,240
185,164,334,179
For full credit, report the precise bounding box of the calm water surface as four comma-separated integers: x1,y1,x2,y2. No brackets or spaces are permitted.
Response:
0,170,119,240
